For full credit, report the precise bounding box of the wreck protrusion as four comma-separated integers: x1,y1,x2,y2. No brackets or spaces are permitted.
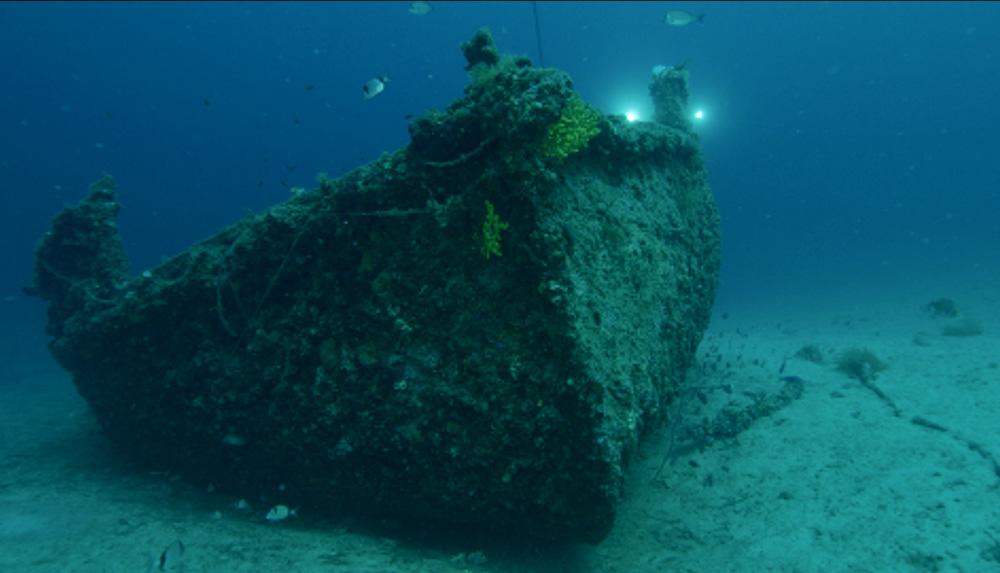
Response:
650,61,694,132
27,175,129,339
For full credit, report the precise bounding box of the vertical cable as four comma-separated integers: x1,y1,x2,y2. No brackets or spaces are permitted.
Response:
533,1,545,67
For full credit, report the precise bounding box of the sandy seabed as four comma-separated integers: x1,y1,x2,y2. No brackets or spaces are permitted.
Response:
2,273,998,572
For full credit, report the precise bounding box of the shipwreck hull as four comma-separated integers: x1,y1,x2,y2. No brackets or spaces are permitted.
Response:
29,31,720,543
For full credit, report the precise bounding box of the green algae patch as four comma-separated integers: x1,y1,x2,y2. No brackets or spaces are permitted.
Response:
540,95,602,161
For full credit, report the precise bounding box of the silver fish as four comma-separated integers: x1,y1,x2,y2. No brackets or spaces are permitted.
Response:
664,11,704,27
154,540,184,571
409,1,432,16
363,76,388,100
265,504,299,521
220,432,246,447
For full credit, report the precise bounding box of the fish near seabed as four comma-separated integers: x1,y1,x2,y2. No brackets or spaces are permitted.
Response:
145,540,184,572
664,10,705,27
265,504,299,521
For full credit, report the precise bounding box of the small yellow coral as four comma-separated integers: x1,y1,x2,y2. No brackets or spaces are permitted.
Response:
541,96,602,161
480,200,509,259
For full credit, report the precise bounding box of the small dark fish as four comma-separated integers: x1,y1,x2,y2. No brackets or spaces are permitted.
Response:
105,112,114,119
363,76,389,100
285,165,296,171
925,298,960,317
257,181,263,188
404,113,413,120
280,180,289,189
294,118,301,124
305,84,315,91
203,99,211,107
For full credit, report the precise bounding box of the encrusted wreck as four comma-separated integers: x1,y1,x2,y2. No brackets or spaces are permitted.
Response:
28,30,720,544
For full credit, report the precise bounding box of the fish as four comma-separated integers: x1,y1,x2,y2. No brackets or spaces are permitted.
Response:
408,1,432,15
220,433,246,447
265,504,298,521
363,76,389,100
664,11,704,27
156,540,185,571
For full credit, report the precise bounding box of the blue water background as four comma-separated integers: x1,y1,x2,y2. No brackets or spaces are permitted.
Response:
1,1,998,364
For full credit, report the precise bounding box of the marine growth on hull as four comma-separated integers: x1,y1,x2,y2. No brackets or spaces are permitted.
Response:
27,28,720,544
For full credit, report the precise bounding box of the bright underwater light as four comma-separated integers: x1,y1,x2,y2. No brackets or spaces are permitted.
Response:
626,110,639,122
